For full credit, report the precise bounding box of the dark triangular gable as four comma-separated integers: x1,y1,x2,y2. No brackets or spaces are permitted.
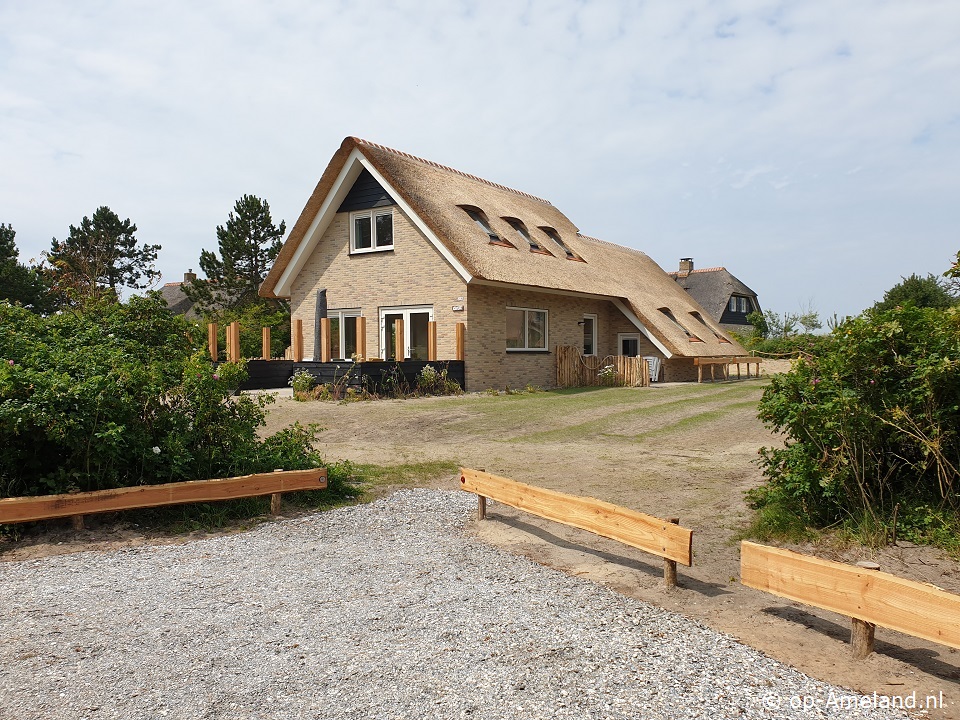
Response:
336,168,397,212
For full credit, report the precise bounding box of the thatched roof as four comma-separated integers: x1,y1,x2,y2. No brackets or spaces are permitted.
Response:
670,266,761,320
262,137,746,358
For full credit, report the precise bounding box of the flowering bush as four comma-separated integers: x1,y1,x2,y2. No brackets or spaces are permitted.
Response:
597,364,618,385
0,297,325,497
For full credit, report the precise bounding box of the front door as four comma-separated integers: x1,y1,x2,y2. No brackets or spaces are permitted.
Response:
380,306,434,360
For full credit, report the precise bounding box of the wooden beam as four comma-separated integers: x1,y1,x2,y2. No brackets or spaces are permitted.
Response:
394,317,404,361
0,470,328,525
320,317,332,363
208,323,218,362
262,326,271,360
740,541,960,651
427,321,437,361
455,322,465,361
356,316,367,360
293,318,303,362
459,468,692,566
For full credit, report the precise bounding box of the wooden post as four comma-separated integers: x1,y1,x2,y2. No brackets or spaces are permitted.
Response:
320,317,332,363
455,322,465,361
664,517,680,587
208,323,218,361
356,316,367,360
427,321,437,361
72,514,85,531
478,495,486,520
230,321,241,363
270,493,282,514
262,327,271,360
697,363,702,383
293,319,303,362
394,318,404,361
851,561,880,658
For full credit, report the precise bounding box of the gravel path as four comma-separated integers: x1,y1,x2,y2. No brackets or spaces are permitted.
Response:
1,490,911,719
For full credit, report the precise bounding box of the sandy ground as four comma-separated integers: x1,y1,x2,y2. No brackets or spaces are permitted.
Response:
4,367,959,717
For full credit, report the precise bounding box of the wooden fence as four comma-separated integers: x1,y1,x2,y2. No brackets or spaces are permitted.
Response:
556,346,650,388
0,469,328,528
741,541,960,658
460,467,691,586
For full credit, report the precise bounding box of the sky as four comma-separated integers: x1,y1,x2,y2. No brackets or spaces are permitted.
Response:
1,0,958,321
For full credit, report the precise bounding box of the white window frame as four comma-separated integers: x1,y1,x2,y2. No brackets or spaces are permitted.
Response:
729,297,738,312
379,305,434,360
582,313,598,356
328,308,362,360
506,306,549,352
350,208,394,254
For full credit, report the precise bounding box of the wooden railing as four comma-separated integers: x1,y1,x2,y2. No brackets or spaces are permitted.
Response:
556,346,650,388
741,541,960,658
460,468,691,586
0,469,328,528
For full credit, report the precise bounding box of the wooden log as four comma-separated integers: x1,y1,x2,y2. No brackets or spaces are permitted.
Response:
0,469,328,525
293,319,303,362
208,323,218,361
320,317,332,363
455,322,465,361
851,561,880,658
478,495,486,520
459,468,692,566
664,517,680,587
71,514,85,531
356,316,367,360
262,327,271,360
270,493,282,515
394,318,404,361
427,321,437,361
740,541,960,651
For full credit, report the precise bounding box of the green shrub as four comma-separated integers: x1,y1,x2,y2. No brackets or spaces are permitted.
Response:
0,297,326,497
752,305,960,545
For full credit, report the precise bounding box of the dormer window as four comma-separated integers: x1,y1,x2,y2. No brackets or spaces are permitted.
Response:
461,206,512,247
504,217,552,255
540,226,583,261
659,307,703,342
689,311,732,343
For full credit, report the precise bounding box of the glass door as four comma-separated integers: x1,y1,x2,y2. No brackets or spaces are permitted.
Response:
380,306,434,360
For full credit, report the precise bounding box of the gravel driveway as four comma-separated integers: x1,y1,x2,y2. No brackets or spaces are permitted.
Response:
1,490,910,719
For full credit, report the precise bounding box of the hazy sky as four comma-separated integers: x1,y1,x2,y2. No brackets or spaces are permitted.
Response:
2,1,958,319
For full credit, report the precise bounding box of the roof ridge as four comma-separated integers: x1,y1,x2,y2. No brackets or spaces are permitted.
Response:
668,266,726,275
354,137,554,207
576,233,649,258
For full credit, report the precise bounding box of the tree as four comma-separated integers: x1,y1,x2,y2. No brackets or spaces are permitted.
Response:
184,195,286,314
45,207,160,303
0,223,50,311
873,273,956,313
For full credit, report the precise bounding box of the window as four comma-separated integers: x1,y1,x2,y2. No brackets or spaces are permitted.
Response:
506,307,548,351
730,296,752,313
659,307,702,342
350,209,393,253
328,309,361,359
461,207,512,246
540,226,583,261
582,314,597,355
504,218,551,254
740,297,751,313
689,311,731,344
729,297,737,312
618,333,640,357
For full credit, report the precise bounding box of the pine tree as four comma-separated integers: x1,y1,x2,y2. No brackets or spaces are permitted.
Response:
45,206,160,303
184,194,286,314
0,223,51,311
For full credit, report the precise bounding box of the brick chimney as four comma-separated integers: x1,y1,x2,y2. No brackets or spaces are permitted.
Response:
183,269,197,284
678,258,694,277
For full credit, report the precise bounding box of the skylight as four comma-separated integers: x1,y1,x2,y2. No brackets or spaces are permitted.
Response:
689,311,732,343
539,226,582,261
659,308,703,342
504,218,551,254
460,207,512,247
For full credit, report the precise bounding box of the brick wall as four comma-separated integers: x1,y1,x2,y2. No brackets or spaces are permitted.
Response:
290,207,467,360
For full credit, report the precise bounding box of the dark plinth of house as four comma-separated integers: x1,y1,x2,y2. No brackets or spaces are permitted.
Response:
239,359,465,392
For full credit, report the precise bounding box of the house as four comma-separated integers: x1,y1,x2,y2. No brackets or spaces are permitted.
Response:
158,270,201,318
259,137,748,390
669,259,762,335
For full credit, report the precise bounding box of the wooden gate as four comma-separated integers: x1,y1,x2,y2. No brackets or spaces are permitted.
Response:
556,346,650,388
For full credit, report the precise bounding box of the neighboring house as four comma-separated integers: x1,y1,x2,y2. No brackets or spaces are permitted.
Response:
158,270,201,318
260,137,748,390
669,258,761,335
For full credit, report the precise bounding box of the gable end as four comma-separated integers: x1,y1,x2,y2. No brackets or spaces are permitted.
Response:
337,168,396,212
